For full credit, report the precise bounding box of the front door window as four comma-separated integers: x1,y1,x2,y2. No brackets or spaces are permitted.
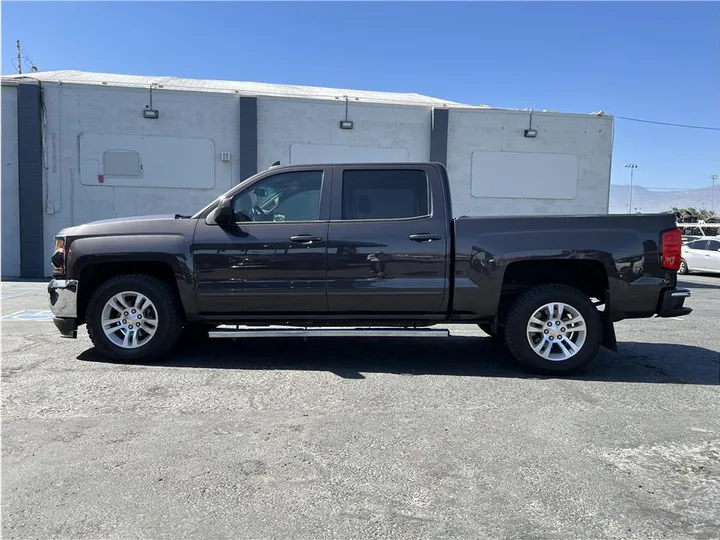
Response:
233,171,323,223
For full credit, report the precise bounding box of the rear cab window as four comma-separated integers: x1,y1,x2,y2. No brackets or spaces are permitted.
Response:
339,169,430,221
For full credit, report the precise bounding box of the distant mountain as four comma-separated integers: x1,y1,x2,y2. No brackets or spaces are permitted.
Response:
609,184,719,215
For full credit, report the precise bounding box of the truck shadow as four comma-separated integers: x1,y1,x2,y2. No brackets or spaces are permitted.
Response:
78,337,720,385
678,279,720,289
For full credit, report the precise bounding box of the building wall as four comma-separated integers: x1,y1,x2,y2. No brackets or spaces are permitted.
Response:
446,108,613,217
257,97,431,169
0,80,614,277
38,83,240,276
1,84,20,277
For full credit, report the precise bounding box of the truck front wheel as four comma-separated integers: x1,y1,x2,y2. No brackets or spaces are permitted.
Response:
504,284,602,374
86,274,183,362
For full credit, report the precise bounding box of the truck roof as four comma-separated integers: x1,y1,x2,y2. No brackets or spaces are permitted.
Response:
265,161,445,171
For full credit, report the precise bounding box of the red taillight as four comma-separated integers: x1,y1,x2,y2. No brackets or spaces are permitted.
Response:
661,228,682,271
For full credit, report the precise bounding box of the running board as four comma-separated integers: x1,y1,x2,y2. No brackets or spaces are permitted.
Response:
208,327,450,339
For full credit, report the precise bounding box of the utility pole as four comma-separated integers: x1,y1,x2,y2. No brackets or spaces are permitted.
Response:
624,163,638,214
711,174,718,214
16,40,22,74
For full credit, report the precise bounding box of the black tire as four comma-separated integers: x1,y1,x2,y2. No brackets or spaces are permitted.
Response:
86,274,183,362
678,259,689,275
478,323,505,343
504,284,602,375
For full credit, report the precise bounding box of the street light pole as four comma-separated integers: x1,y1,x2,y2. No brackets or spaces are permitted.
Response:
711,174,718,214
624,163,638,214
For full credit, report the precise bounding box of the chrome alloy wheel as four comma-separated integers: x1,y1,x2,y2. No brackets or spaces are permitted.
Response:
526,302,587,361
101,291,159,349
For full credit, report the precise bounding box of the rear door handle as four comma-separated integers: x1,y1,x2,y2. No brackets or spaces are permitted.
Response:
290,235,323,244
409,233,441,242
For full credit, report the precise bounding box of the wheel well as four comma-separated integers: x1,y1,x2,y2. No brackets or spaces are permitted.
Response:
497,260,609,325
77,261,181,323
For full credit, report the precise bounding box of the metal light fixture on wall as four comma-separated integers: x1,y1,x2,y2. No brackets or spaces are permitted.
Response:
523,109,537,138
339,95,354,129
143,83,160,119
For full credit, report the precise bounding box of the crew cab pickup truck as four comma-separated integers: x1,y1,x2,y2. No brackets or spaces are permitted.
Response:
48,162,691,374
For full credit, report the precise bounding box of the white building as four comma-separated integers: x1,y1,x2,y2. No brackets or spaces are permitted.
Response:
1,70,614,278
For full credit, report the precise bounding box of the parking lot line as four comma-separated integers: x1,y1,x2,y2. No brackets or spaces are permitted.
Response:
1,310,54,321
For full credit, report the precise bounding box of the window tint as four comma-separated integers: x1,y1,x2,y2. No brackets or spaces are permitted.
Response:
233,171,323,222
706,240,720,251
688,240,708,250
341,169,429,220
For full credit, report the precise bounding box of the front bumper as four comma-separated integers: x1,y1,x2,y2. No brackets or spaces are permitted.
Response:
48,279,79,338
657,288,692,318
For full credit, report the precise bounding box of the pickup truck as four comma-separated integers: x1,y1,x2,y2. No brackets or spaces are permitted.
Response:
48,162,691,374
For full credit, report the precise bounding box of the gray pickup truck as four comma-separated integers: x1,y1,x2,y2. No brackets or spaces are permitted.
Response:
48,162,690,374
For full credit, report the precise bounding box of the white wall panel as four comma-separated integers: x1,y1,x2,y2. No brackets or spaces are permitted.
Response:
79,133,216,189
471,151,579,200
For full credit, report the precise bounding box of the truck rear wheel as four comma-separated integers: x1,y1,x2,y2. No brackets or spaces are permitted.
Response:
504,284,602,374
86,274,183,362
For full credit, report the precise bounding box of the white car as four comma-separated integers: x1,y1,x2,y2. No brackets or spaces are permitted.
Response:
679,237,720,275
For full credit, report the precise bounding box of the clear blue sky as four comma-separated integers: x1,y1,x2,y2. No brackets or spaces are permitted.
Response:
2,1,718,189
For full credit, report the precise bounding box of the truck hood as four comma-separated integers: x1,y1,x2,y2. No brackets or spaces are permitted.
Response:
92,214,179,224
57,214,192,237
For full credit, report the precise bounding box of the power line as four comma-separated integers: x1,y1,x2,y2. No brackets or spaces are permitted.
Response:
615,116,720,131
21,58,35,72
21,50,36,68
20,52,38,72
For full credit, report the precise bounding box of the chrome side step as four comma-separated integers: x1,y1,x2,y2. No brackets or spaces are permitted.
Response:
208,327,450,339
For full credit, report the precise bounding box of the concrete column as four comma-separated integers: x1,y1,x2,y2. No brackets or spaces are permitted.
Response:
17,82,45,278
430,107,449,166
239,97,258,182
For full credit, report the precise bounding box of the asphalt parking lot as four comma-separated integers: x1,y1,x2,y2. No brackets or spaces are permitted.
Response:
2,276,719,539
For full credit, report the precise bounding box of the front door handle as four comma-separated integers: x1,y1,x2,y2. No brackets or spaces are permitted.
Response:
290,235,323,244
409,233,441,242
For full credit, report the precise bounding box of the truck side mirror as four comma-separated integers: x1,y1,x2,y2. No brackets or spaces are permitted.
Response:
206,197,234,226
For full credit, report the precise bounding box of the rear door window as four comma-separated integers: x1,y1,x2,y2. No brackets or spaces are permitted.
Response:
706,240,720,251
341,169,429,221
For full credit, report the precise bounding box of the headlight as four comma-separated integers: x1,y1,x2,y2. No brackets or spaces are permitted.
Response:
51,236,66,275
